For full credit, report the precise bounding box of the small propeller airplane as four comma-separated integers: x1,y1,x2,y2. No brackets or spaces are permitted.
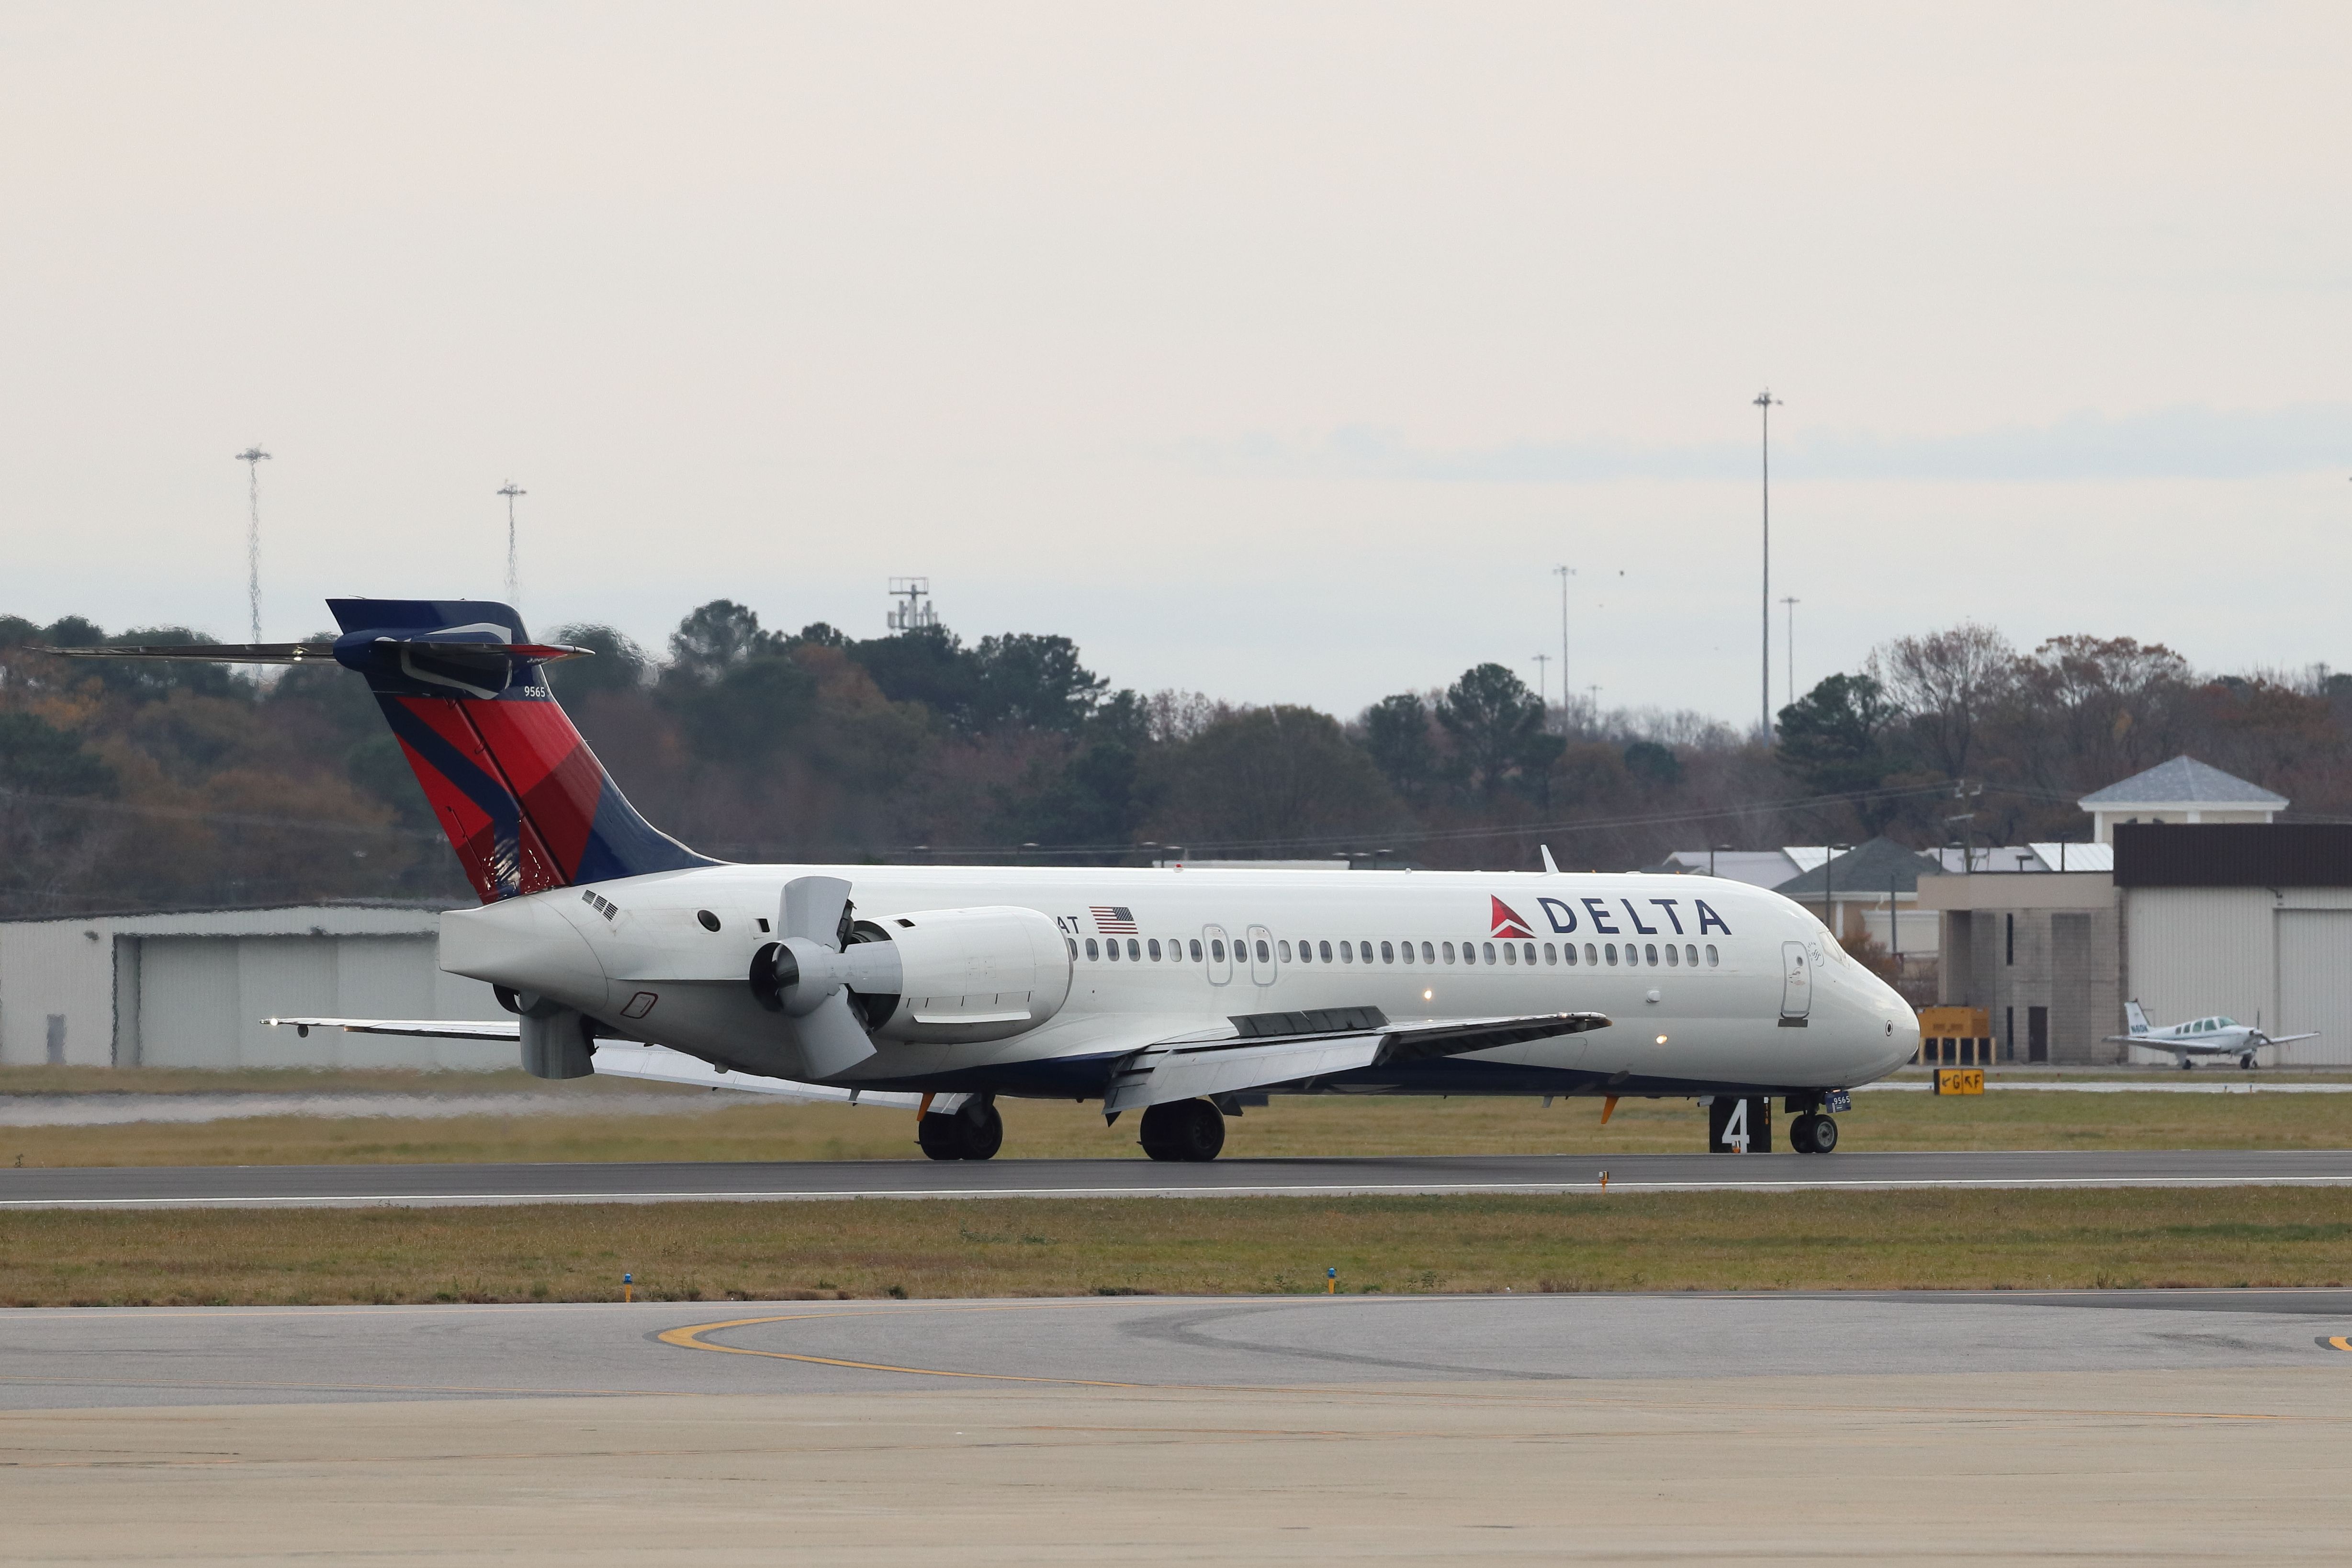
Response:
2104,1001,2317,1070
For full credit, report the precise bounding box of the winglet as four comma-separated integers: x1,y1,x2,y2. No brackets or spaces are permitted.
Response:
1540,844,1561,874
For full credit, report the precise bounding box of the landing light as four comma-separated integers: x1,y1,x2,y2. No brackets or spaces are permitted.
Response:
1654,1034,1668,1045
1423,989,1433,1001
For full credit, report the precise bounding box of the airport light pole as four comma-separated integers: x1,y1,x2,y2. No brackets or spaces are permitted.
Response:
236,446,270,643
1551,565,1574,730
498,482,526,603
1780,596,1799,706
1754,390,1779,740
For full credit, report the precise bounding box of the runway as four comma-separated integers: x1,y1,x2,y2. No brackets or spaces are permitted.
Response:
4,1146,2351,1207
0,1292,2346,1563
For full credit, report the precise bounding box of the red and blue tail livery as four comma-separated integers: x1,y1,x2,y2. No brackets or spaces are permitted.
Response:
327,599,714,902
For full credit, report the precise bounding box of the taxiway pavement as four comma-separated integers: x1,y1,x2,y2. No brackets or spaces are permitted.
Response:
1,1292,2347,1563
4,1146,2351,1207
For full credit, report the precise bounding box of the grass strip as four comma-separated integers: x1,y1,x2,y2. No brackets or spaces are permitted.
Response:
9,1088,2352,1167
3,1187,2347,1307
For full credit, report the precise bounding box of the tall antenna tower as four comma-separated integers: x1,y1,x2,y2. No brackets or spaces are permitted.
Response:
498,482,526,603
1531,652,1551,708
235,446,270,643
886,577,940,633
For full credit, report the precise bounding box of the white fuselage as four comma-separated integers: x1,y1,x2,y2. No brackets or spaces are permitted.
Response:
441,865,1920,1099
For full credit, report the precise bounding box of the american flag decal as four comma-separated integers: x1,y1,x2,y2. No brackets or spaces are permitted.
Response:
1091,905,1137,934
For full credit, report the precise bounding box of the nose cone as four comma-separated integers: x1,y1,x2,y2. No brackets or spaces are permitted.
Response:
441,894,611,1013
1856,969,1921,1081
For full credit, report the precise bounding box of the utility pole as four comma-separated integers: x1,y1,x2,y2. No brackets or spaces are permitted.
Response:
1532,652,1551,710
498,482,526,603
1551,565,1575,718
1754,390,1779,740
235,447,270,643
1779,595,1800,708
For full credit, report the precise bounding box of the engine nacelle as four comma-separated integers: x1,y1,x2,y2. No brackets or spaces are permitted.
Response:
864,905,1073,1044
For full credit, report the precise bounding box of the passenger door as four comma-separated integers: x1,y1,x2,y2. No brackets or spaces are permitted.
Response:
1204,924,1234,987
1246,924,1276,987
1779,940,1812,1023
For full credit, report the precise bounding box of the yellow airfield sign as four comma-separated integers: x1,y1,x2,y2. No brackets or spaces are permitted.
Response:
1934,1068,1985,1096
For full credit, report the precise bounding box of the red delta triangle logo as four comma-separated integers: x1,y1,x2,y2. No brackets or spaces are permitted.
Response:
1489,896,1535,939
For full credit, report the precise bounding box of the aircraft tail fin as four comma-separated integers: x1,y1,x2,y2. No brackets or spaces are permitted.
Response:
2125,999,2149,1034
325,599,716,902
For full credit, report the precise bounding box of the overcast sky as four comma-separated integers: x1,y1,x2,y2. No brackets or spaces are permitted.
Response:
4,1,2347,728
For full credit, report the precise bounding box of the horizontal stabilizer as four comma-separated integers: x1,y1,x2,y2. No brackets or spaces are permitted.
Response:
1104,1010,1610,1115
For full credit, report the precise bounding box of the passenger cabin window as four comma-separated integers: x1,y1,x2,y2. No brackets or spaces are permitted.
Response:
1584,943,1598,965
1320,940,1333,962
1685,944,1698,965
1665,944,1678,966
1149,939,1162,961
1279,940,1292,962
1482,942,1497,963
1605,943,1619,966
1086,938,1100,960
1442,942,1456,963
1564,942,1579,966
1645,943,1658,964
1190,939,1204,962
1381,941,1394,963
1503,943,1517,965
1105,939,1119,961
1420,942,1435,963
1211,939,1226,962
1255,939,1270,962
1542,943,1556,964
1400,940,1414,964
1523,942,1536,964
1339,941,1353,963
1128,939,1141,960
1704,944,1719,966
1067,938,1078,959
1462,944,1475,966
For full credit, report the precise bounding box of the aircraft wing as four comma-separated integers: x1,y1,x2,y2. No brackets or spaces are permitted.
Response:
1103,1010,1611,1117
260,1018,921,1107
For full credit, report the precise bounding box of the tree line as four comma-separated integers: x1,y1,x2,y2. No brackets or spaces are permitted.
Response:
0,602,2341,917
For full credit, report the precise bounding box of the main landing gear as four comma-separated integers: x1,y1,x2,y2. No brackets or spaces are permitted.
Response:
1138,1098,1226,1162
917,1095,1003,1161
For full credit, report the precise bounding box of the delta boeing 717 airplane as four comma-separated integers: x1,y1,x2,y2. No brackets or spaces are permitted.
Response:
45,599,1918,1160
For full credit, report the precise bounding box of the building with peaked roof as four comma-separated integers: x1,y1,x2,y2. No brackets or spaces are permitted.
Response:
2078,756,2286,844
1770,837,1944,955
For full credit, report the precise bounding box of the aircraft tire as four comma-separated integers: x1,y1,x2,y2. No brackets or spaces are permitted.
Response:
916,1114,962,1161
957,1098,1003,1161
1788,1113,1819,1154
1138,1099,1225,1162
1808,1115,1838,1154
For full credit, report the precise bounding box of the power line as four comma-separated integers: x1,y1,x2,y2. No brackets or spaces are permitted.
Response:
235,447,270,643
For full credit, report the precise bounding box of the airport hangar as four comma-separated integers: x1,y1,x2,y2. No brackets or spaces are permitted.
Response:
0,902,505,1070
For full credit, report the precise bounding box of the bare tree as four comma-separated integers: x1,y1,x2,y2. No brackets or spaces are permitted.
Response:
1878,623,2016,780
